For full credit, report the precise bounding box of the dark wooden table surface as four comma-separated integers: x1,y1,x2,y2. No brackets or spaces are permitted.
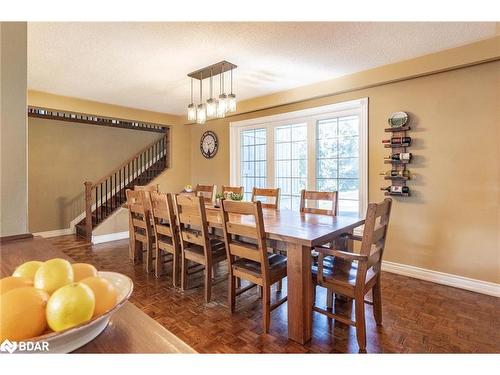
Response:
205,206,365,344
0,236,196,353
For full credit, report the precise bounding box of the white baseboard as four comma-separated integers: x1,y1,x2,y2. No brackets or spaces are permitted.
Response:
33,228,74,238
92,231,129,245
382,260,500,298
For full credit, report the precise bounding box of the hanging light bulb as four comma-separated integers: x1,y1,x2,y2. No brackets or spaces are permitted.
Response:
206,69,217,118
217,66,227,118
228,67,236,113
196,72,206,124
187,78,196,121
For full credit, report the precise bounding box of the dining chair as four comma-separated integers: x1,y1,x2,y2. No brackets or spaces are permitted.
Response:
220,200,288,333
251,187,280,209
173,193,227,302
221,185,244,198
311,198,392,352
126,189,155,273
195,184,216,204
149,192,181,285
299,189,338,216
300,189,339,307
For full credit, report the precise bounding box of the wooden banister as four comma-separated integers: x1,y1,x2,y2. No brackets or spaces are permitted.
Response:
79,130,170,241
91,132,168,188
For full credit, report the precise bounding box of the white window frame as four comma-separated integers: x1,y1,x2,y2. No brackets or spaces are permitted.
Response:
230,98,368,216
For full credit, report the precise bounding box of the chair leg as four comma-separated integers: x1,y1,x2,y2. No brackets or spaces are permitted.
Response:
354,297,367,352
236,277,241,288
372,279,383,326
173,252,180,288
145,241,153,274
181,254,188,291
326,290,334,309
276,279,282,292
155,247,161,278
259,285,263,298
228,275,236,313
312,285,316,306
262,285,271,333
204,265,212,303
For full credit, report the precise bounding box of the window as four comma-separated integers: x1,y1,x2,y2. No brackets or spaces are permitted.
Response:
230,98,368,217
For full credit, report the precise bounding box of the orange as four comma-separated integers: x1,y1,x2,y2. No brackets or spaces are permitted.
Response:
0,287,49,341
0,276,33,295
72,263,98,282
80,277,117,317
46,283,95,332
34,258,74,294
13,260,43,281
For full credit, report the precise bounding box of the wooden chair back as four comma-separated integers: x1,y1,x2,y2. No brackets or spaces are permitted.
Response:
251,187,280,209
149,192,179,252
173,193,211,258
220,200,271,282
134,184,159,192
299,190,338,216
126,189,152,239
356,198,392,284
221,185,244,198
195,184,216,203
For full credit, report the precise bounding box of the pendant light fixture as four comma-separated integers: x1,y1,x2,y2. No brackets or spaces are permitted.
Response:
187,61,237,123
196,72,206,124
206,69,217,118
227,67,236,113
187,78,196,121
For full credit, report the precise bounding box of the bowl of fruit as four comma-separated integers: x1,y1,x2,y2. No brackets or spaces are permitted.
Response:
0,259,133,353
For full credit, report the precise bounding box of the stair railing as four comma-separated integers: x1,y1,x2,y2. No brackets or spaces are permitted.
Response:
83,131,169,241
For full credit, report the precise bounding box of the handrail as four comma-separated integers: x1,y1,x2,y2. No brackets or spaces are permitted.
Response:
89,131,168,188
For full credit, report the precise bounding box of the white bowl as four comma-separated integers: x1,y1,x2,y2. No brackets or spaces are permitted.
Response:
30,271,133,353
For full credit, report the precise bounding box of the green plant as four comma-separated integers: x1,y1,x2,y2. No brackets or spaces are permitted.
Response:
215,193,224,199
229,192,244,201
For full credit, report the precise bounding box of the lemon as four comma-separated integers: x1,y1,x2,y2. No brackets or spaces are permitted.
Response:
72,263,98,282
46,282,95,332
13,260,43,281
34,258,74,294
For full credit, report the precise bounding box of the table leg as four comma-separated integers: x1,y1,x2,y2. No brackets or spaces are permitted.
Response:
286,242,313,344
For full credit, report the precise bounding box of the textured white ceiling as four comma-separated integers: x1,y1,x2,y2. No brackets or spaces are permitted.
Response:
28,22,496,115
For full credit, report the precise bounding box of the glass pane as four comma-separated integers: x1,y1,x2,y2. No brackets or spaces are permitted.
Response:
241,161,254,177
338,158,359,178
255,161,266,177
281,196,292,210
317,139,338,159
276,160,291,178
338,116,359,136
338,199,359,215
338,179,359,200
256,177,267,188
275,126,291,142
291,159,307,178
291,196,301,211
276,142,291,160
242,131,255,146
317,178,337,192
255,129,267,144
317,159,337,179
255,144,266,161
291,178,307,194
291,124,307,141
317,119,338,139
291,141,307,160
338,136,358,158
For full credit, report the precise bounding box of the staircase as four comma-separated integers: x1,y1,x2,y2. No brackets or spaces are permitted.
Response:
75,132,169,241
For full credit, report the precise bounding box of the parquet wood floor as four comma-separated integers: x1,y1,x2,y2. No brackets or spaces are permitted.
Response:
46,235,500,353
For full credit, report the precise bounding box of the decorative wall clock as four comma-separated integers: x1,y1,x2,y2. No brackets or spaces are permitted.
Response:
200,130,219,159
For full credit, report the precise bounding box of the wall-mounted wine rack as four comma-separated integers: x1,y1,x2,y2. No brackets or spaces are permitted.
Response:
381,112,412,197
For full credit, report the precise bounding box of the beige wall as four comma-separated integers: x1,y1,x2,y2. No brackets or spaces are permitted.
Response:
0,22,28,236
28,117,161,232
27,91,190,234
187,60,500,284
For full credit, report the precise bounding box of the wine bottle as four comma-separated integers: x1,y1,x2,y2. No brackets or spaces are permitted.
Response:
384,152,412,161
380,186,410,194
379,170,411,178
382,136,412,145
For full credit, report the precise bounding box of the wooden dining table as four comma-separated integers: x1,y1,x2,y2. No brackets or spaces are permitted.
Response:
204,205,365,344
0,236,196,353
